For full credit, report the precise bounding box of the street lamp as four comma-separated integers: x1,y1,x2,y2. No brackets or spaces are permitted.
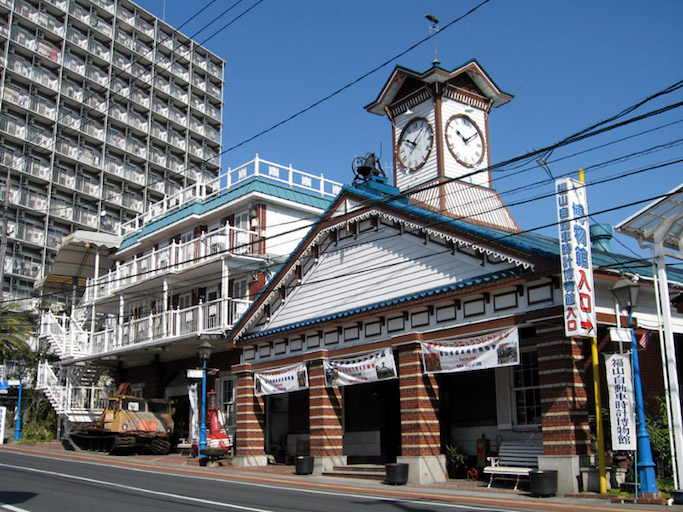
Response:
196,339,213,461
610,276,658,495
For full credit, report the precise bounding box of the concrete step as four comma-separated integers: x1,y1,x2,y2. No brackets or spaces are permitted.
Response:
323,464,386,481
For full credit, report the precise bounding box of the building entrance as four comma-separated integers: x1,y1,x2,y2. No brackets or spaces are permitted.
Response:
343,380,400,464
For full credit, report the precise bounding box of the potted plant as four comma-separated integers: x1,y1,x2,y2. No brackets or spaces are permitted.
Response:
444,444,467,479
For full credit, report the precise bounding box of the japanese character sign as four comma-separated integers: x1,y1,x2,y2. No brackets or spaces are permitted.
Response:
604,353,636,451
556,178,596,338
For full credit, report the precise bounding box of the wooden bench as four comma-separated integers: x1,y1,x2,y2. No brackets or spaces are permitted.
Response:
483,442,544,490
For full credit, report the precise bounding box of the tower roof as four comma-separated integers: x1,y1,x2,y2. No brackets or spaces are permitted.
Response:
365,59,513,115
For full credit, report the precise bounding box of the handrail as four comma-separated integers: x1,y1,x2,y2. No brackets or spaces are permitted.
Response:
84,224,258,302
43,297,251,359
119,155,342,236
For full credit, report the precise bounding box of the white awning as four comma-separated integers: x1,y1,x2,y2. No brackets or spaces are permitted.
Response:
34,230,122,291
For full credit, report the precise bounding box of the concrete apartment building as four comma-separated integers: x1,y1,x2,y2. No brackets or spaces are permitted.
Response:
0,0,224,309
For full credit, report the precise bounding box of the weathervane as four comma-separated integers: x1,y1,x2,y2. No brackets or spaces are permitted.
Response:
425,14,440,65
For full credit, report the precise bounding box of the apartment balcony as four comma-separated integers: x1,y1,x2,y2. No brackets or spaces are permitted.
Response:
41,297,250,359
43,0,67,12
61,79,85,102
4,258,42,279
8,222,46,246
91,16,113,38
206,81,222,100
84,225,260,301
11,188,47,212
91,0,114,14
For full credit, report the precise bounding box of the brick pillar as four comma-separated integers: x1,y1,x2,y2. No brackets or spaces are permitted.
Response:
308,359,345,472
396,343,446,484
538,338,590,456
398,343,440,456
233,368,267,466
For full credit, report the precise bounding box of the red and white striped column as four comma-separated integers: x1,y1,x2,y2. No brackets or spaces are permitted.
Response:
232,367,267,466
396,342,447,484
308,358,346,472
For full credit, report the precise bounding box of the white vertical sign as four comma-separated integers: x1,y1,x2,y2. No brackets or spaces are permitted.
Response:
0,406,5,444
605,353,636,451
556,178,596,338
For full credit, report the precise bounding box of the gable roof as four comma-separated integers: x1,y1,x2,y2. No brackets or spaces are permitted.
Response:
119,178,332,251
227,177,560,344
365,60,513,115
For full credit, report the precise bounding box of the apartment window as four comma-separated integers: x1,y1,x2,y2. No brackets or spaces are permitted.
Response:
512,350,541,426
233,279,248,300
178,293,191,310
219,375,236,427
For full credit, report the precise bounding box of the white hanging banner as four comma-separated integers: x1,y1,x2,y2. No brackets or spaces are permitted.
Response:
421,327,519,374
323,348,397,387
188,383,198,444
0,406,5,445
605,353,637,451
556,178,596,338
255,363,308,396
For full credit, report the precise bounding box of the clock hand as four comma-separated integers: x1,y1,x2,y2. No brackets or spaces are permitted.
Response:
453,129,468,143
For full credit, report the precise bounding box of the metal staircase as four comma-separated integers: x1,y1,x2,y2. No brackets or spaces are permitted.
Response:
39,311,91,358
36,361,111,427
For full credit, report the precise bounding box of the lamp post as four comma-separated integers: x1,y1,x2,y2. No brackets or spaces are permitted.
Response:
196,339,213,461
611,276,658,495
13,377,22,441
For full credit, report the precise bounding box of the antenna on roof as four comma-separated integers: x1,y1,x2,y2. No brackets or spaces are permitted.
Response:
425,14,440,65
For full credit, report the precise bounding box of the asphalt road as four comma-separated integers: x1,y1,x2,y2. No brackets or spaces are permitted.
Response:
0,449,515,512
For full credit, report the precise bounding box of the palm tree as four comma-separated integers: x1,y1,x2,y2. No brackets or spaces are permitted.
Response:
0,303,33,360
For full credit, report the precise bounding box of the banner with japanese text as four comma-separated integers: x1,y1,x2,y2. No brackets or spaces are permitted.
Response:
421,328,519,374
254,363,308,396
323,348,397,387
556,178,596,338
605,353,636,451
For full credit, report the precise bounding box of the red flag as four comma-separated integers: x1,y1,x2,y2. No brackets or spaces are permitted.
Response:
638,330,652,349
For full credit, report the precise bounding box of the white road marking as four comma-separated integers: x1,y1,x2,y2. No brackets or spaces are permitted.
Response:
0,451,520,511
0,463,273,512
0,504,31,512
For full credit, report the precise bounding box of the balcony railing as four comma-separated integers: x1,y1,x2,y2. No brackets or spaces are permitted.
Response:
84,225,259,302
119,155,343,236
42,298,250,358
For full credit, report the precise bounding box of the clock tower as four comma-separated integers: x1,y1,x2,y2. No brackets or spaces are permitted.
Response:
365,60,520,232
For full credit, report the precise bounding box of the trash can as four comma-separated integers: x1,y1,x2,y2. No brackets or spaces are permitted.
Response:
670,489,683,505
385,463,409,485
295,456,314,475
529,470,558,497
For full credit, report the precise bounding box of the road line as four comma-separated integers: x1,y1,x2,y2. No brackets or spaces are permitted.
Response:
1,448,631,512
0,457,516,512
0,504,31,512
0,463,273,512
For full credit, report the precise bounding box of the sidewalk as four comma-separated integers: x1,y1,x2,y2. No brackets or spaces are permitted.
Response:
3,442,674,510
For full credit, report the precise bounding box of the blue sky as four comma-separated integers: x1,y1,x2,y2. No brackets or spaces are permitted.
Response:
137,0,682,257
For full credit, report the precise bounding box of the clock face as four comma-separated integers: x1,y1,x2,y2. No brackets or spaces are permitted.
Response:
445,114,486,168
397,117,433,172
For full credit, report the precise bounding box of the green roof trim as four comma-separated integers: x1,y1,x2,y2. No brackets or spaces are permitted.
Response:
119,178,332,251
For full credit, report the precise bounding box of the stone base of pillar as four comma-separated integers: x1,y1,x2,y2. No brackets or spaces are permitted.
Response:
538,455,590,494
396,455,447,485
231,455,268,467
313,455,347,474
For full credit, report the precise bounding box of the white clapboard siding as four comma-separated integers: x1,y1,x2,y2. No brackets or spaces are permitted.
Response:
263,224,518,330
